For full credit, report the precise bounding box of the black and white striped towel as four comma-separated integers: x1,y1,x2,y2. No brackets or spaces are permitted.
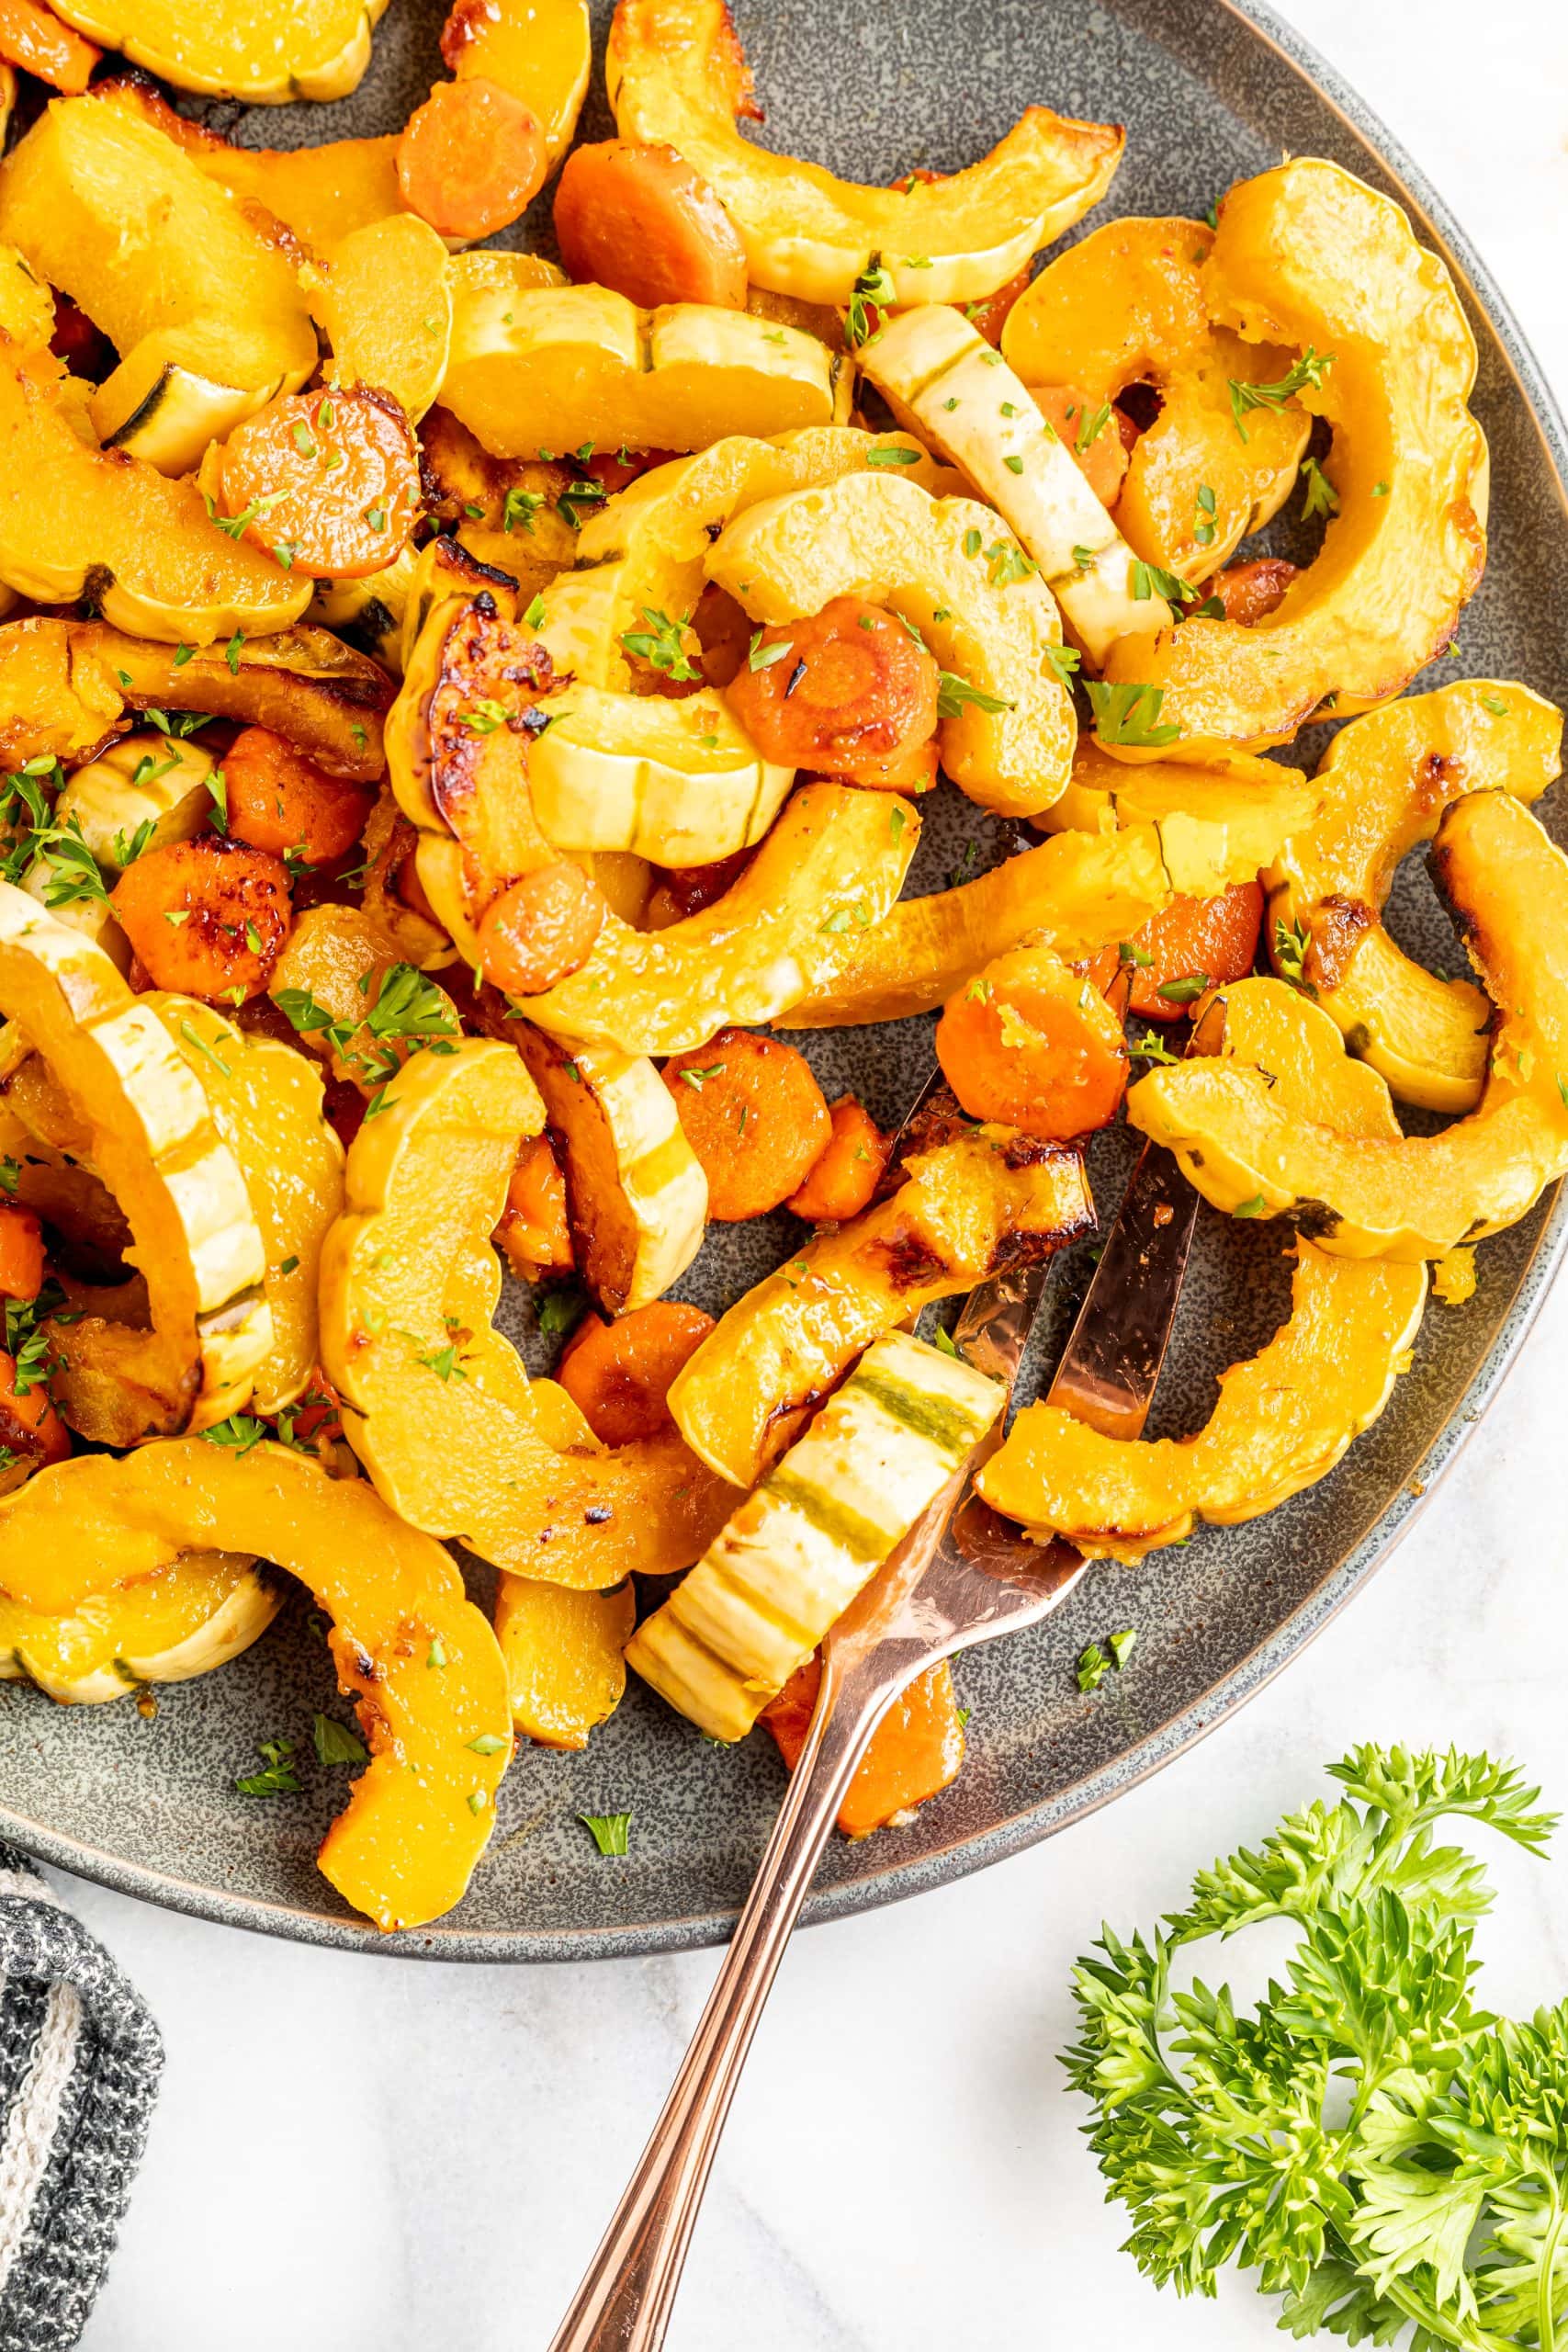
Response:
0,1847,161,2351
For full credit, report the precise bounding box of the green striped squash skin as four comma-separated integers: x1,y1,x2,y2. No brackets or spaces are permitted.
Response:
626,1329,1004,1741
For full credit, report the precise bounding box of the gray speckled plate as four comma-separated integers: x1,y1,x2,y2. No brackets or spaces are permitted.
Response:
2,0,1563,1958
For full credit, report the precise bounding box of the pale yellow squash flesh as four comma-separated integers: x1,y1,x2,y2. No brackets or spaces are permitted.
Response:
527,688,794,865
0,1550,278,1705
304,214,454,424
443,0,591,168
48,0,389,101
494,1576,636,1748
1042,739,1320,899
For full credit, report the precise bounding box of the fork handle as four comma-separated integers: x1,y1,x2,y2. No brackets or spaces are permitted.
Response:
547,1667,892,2352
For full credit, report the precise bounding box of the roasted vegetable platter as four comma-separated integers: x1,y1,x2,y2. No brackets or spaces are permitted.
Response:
0,0,1561,1956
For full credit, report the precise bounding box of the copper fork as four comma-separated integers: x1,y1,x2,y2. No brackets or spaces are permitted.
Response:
546,1079,1197,2350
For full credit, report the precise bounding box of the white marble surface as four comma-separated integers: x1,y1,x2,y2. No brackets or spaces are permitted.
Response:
52,5,1568,2346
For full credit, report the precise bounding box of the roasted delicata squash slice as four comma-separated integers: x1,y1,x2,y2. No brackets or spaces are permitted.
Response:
631,1330,1003,1741
57,733,220,873
528,690,794,867
670,1124,1094,1488
515,782,919,1053
494,1575,636,1749
1130,793,1568,1258
310,546,423,677
148,996,344,1416
0,96,318,472
319,1040,733,1585
440,282,850,462
0,240,54,356
0,1549,278,1705
510,1021,706,1316
0,354,310,643
0,1441,509,1930
978,1243,1427,1561
0,885,270,1440
861,307,1164,665
437,0,591,170
1042,738,1319,895
1266,682,1562,1113
605,0,1123,306
707,473,1076,820
303,214,453,425
1099,160,1489,758
46,0,387,102
1001,215,1312,583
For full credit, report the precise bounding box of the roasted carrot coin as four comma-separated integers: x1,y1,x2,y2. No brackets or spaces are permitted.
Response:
936,947,1128,1140
557,1300,716,1448
1082,879,1265,1020
0,1205,43,1302
494,1134,574,1282
0,1347,70,1468
476,863,605,998
397,77,547,242
111,836,292,1002
0,0,99,91
762,1654,965,1838
209,385,421,581
784,1095,888,1224
1033,383,1129,507
223,728,374,867
724,596,942,788
554,140,749,311
1211,557,1299,626
661,1027,831,1220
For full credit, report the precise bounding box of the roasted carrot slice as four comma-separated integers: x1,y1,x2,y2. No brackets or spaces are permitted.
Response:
224,728,374,867
557,1300,716,1447
111,836,292,1002
476,864,605,998
661,1026,831,1220
493,1134,574,1282
1033,382,1129,508
784,1094,887,1225
0,1206,43,1303
397,77,547,242
1211,557,1299,626
0,0,99,91
936,947,1128,1140
762,1654,965,1838
210,385,422,582
724,596,941,788
0,1347,70,1469
554,140,749,310
1082,879,1264,1020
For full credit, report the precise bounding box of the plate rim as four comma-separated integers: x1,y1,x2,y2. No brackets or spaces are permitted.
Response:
5,0,1565,1960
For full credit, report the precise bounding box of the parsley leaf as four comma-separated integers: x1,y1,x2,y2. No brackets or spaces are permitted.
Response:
235,1736,299,1798
936,673,1014,718
1228,345,1335,441
620,606,700,683
312,1713,368,1767
580,1811,632,1856
1299,452,1340,521
1085,681,1180,749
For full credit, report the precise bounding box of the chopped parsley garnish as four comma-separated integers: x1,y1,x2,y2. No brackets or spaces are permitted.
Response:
235,1737,300,1798
1299,452,1339,520
1272,914,1316,996
502,485,545,534
1156,972,1209,1005
620,606,700,683
202,1413,268,1453
747,631,794,672
1074,401,1112,453
936,673,1014,718
1085,681,1180,748
1131,560,1198,608
845,254,895,348
580,1811,633,1857
312,1713,368,1767
1227,346,1335,441
865,444,920,467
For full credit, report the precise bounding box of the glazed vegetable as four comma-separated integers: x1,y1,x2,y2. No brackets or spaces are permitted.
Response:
558,1301,715,1448
111,837,292,1002
396,76,547,241
206,384,422,580
437,0,590,169
0,0,99,93
43,0,384,101
493,1574,636,1749
554,139,749,309
0,1203,42,1299
605,0,1123,306
762,1657,965,1838
302,213,453,424
936,950,1130,1140
784,1095,887,1225
223,728,374,867
628,1329,1004,1740
0,1549,277,1705
661,1028,831,1219
493,1134,574,1282
725,598,942,791
0,1343,70,1481
526,689,794,868
1081,880,1264,1019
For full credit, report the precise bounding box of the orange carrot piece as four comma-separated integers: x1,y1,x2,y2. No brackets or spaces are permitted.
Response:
662,1027,831,1220
281,1371,344,1449
724,596,941,788
554,140,749,310
1033,382,1130,507
211,385,421,581
784,1094,887,1224
1211,557,1299,626
0,1347,70,1468
223,728,374,867
936,947,1128,1140
1082,879,1264,1020
111,836,292,1002
476,864,604,998
557,1300,716,1448
762,1654,965,1838
0,1206,43,1302
0,0,98,90
494,1135,574,1283
397,77,547,242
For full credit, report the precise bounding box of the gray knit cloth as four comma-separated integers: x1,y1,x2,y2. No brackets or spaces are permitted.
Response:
0,1848,161,2350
